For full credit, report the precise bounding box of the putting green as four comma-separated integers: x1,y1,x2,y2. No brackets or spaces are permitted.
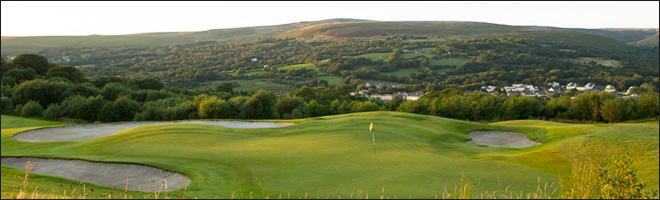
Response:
1,113,658,198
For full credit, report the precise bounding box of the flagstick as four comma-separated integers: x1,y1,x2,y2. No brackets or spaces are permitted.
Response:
372,131,376,155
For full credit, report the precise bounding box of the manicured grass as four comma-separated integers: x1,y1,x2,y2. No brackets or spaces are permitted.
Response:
1,112,657,198
278,64,317,71
1,115,61,129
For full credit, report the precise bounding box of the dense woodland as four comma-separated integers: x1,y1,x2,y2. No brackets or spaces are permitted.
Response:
25,36,659,92
1,51,658,123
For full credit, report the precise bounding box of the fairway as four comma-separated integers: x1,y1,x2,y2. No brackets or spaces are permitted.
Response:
1,113,658,199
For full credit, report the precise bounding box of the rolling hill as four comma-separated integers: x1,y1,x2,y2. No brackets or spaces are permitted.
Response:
0,18,368,57
3,19,655,58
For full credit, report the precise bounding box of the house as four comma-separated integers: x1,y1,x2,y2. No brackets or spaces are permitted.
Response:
535,90,548,98
547,82,560,88
375,82,384,88
251,58,258,62
584,82,595,90
547,87,560,93
364,82,372,87
566,82,577,90
593,86,605,92
605,85,616,93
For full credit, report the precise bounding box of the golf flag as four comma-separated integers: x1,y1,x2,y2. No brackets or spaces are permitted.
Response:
369,122,373,132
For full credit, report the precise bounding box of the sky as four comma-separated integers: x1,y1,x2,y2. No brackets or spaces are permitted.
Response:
2,1,659,36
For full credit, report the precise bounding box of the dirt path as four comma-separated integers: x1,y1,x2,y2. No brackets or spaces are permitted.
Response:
13,121,295,142
466,131,542,148
1,157,191,192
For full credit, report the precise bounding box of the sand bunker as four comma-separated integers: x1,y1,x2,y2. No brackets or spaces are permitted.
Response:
1,157,191,192
14,120,295,142
466,131,542,148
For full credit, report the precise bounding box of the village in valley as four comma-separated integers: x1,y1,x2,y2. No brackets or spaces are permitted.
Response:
351,81,643,101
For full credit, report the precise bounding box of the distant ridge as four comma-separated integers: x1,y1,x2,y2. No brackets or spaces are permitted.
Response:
1,18,652,57
0,18,368,57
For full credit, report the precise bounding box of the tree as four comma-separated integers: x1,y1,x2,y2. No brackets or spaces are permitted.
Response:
601,98,624,123
131,77,164,90
276,96,304,118
1,96,14,114
11,54,51,75
46,65,88,83
20,100,43,117
214,82,234,94
242,90,278,119
92,76,123,88
389,48,402,61
12,79,71,107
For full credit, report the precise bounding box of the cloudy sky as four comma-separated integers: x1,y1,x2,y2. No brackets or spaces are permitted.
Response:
2,1,658,36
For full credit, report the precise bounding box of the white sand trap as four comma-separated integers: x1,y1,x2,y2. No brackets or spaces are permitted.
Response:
1,157,191,192
14,120,295,142
466,131,542,148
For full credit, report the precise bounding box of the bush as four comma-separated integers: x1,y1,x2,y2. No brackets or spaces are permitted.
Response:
20,100,43,117
42,104,64,120
1,96,13,114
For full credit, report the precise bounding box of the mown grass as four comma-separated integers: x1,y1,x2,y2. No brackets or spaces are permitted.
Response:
1,112,658,199
1,115,62,129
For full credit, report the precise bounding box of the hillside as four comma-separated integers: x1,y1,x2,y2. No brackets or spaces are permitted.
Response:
0,18,368,57
628,32,659,48
276,21,634,51
525,26,658,43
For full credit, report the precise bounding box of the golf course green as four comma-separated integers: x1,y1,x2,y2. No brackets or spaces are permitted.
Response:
1,112,658,199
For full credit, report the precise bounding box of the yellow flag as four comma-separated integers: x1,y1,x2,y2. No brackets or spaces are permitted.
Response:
369,122,373,132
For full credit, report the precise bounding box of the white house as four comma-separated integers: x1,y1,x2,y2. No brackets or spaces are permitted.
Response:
605,85,616,93
566,82,577,90
251,58,258,62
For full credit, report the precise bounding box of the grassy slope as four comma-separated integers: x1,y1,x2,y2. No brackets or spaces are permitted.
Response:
1,115,62,129
1,113,658,198
0,19,367,57
628,32,659,48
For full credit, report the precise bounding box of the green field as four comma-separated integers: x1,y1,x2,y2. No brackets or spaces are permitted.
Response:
431,58,469,66
316,75,344,86
1,113,658,198
0,115,61,129
278,64,317,71
380,68,419,78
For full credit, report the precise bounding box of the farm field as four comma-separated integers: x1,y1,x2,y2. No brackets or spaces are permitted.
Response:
278,63,317,71
568,57,622,68
1,112,657,199
316,75,344,86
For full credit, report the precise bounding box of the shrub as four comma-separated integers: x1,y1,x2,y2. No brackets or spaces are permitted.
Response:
42,104,64,120
1,96,13,114
20,100,43,117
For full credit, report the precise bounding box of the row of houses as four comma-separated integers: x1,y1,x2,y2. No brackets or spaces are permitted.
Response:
481,82,639,98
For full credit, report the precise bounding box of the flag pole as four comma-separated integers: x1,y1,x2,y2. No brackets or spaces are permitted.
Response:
370,122,376,155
